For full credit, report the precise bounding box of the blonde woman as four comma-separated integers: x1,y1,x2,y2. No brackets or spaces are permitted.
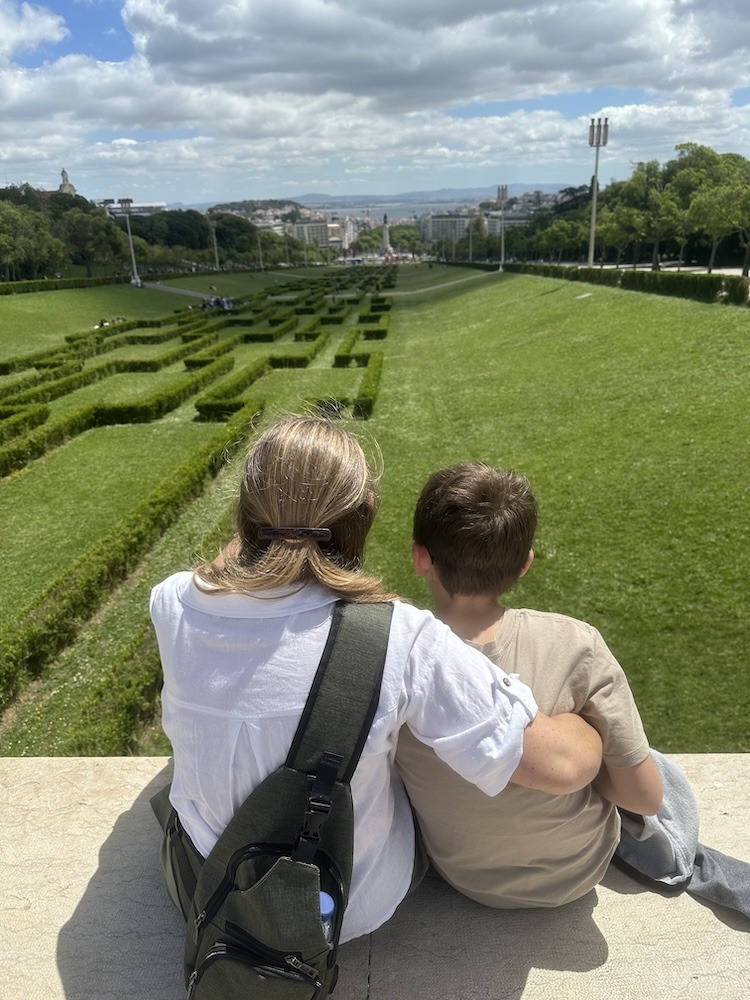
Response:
150,414,601,941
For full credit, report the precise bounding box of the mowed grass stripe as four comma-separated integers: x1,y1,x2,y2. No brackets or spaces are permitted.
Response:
365,273,748,751
0,422,219,624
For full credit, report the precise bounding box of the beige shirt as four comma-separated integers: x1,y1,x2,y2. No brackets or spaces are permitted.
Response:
396,607,650,908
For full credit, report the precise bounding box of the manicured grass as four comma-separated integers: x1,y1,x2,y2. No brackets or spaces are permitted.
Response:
0,470,233,756
365,274,748,751
0,286,194,357
0,422,219,627
0,269,747,754
46,367,189,418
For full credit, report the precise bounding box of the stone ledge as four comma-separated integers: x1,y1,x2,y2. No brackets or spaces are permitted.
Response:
2,755,748,999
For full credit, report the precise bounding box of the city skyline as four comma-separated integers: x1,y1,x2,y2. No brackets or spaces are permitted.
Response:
3,1,750,205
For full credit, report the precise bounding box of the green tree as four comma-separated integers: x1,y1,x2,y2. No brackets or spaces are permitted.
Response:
388,224,425,257
620,161,679,269
63,209,129,276
0,202,27,280
0,202,65,280
349,229,382,255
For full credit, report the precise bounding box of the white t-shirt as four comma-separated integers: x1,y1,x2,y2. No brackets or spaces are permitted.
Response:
149,572,537,940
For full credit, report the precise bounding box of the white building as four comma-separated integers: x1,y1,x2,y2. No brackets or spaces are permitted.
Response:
419,214,476,243
98,199,167,217
291,221,330,247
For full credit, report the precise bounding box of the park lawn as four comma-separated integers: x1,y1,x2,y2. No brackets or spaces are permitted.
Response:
391,262,495,294
239,367,364,417
0,421,219,627
0,267,747,754
96,338,186,362
156,269,327,298
0,471,234,756
45,365,191,419
0,286,192,358
365,273,748,751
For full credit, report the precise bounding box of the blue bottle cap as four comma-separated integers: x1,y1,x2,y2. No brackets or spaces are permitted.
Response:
319,891,335,919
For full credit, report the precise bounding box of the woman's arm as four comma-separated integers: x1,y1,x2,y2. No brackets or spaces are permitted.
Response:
510,711,603,794
592,754,664,815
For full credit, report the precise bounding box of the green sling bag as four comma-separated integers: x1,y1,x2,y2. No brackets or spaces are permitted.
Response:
152,600,394,1000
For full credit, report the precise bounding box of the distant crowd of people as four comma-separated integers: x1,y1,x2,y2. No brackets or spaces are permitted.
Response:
199,295,235,311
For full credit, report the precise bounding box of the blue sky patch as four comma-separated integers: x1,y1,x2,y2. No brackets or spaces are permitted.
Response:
15,1,133,68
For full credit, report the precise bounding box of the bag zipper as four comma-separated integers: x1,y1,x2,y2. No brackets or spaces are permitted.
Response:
187,941,323,1000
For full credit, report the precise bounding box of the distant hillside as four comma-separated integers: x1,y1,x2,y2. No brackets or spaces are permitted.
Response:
210,198,305,213
298,184,569,205
169,185,571,213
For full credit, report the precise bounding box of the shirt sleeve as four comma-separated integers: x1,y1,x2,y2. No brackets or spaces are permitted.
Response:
392,604,538,797
577,627,650,768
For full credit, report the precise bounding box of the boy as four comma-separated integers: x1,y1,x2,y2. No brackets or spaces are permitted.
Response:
396,462,663,908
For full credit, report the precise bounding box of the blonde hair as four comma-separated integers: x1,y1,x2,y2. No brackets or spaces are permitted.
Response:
197,414,396,603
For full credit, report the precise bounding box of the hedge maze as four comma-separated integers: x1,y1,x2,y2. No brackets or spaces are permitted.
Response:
0,266,396,752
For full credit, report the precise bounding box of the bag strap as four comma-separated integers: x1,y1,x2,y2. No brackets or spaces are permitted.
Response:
286,600,393,862
194,600,393,893
286,600,393,782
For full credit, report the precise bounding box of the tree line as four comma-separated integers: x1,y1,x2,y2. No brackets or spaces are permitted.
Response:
3,142,750,280
446,144,750,275
0,185,326,282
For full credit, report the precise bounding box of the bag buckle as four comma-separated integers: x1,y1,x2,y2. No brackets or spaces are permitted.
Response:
292,752,341,861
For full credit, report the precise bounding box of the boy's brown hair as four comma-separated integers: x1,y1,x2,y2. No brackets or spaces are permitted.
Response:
413,462,538,597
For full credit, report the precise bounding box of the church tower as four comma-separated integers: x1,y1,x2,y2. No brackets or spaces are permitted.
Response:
59,168,77,196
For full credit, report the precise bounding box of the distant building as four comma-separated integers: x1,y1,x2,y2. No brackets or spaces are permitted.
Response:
291,221,330,248
486,211,533,236
419,213,476,243
58,168,76,196
97,199,167,217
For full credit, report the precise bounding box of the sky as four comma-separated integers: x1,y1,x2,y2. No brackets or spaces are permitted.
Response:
2,0,750,206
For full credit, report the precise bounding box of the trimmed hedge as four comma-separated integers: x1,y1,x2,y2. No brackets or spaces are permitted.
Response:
333,330,361,367
0,405,259,709
0,275,130,296
0,360,82,398
184,333,244,368
269,332,329,369
0,405,97,478
352,351,384,418
503,263,750,305
0,356,233,476
0,404,50,444
195,357,270,420
90,355,233,424
4,360,118,406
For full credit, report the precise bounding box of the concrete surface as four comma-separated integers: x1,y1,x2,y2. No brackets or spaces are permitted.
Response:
2,755,748,999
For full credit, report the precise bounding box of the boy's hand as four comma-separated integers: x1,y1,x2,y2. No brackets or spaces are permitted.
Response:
592,756,664,815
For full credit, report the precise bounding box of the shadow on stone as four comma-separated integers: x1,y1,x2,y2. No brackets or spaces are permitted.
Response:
56,762,185,1000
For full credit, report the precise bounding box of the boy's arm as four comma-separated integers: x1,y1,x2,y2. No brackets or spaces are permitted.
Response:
509,711,603,795
592,755,663,815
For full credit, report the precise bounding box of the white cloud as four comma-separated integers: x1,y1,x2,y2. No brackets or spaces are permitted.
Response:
0,0,68,60
1,0,750,201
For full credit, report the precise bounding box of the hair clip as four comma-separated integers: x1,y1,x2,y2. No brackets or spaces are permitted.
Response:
257,526,333,542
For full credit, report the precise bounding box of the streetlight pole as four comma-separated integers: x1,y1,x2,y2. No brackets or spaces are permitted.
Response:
208,218,220,270
497,184,507,271
118,198,141,285
587,117,609,267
